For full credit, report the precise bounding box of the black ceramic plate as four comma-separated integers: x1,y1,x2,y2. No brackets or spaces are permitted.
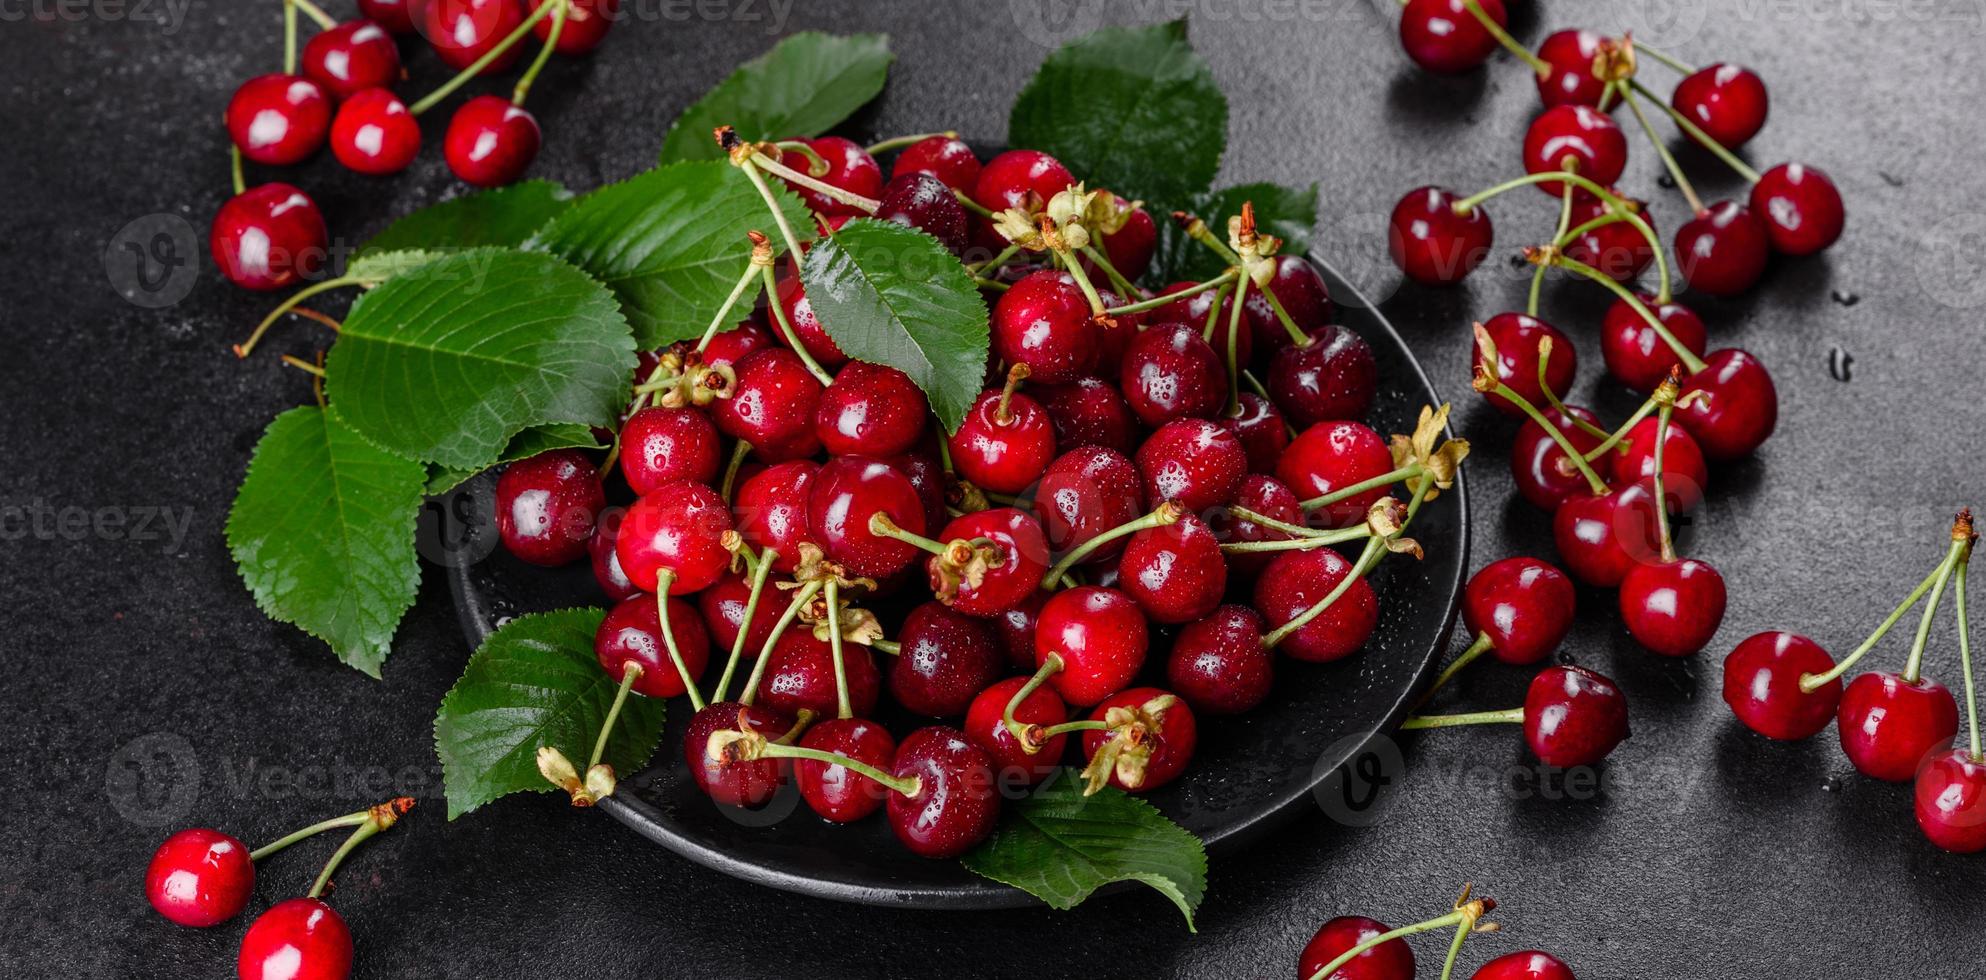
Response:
444,252,1468,909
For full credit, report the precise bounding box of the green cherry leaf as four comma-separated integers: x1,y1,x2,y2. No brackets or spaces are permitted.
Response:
226,405,427,678
356,180,574,257
798,218,989,433
424,423,605,495
960,771,1208,929
532,161,816,350
1008,19,1226,210
434,608,667,820
345,248,448,284
1158,181,1319,283
659,32,893,163
325,248,635,472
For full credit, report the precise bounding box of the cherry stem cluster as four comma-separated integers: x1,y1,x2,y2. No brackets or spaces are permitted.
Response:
408,0,562,116
305,798,412,900
1800,526,1974,692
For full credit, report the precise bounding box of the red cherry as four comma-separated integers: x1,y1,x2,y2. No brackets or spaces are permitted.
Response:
892,134,981,191
495,449,603,567
329,88,420,175
1674,201,1769,297
713,348,826,461
807,456,926,577
1838,672,1959,782
1221,393,1291,476
1398,0,1507,74
1208,474,1303,576
1033,376,1140,455
1563,194,1657,282
527,0,617,55
1080,687,1197,792
211,183,328,291
1915,749,1986,853
1149,282,1252,370
1721,631,1842,741
965,676,1067,787
778,136,882,217
732,459,817,574
771,276,850,370
1033,446,1145,563
926,508,1051,617
236,898,352,980
1086,191,1157,281
1473,312,1575,418
970,149,1074,215
1119,513,1227,624
1276,419,1391,529
1388,186,1492,284
1297,915,1415,980
1120,321,1228,426
1471,950,1578,980
794,717,895,823
1533,29,1611,107
1619,558,1726,657
1510,405,1606,512
697,569,778,656
1267,325,1378,429
1136,418,1247,514
1255,547,1380,662
685,700,792,807
421,0,527,74
146,828,254,927
1672,63,1769,150
1167,605,1272,715
993,591,1048,671
814,361,928,458
993,269,1098,383
1599,294,1706,394
444,95,540,187
889,442,950,539
620,406,720,496
1463,557,1575,665
358,0,417,32
890,601,1003,717
1525,664,1630,767
1749,163,1845,256
758,629,881,719
616,480,733,594
1522,105,1627,196
226,74,331,165
1608,417,1707,512
887,726,1000,858
588,509,641,602
694,316,774,372
948,384,1056,495
595,593,711,698
1259,257,1334,349
1676,348,1778,460
302,21,402,99
1034,586,1148,706
876,172,969,254
1550,479,1662,588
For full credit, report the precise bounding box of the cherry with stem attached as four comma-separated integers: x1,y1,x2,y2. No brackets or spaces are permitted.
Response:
1918,519,1984,851
235,797,413,980
1403,664,1630,767
1301,884,1499,980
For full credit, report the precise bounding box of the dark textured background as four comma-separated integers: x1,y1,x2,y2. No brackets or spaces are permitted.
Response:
6,0,1986,976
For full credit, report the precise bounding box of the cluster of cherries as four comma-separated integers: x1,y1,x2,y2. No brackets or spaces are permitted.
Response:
487,130,1469,859
143,797,412,980
213,0,611,291
1723,511,1986,853
1297,884,1581,980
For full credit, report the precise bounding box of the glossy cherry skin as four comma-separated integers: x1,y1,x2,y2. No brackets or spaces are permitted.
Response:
1721,631,1842,740
1256,547,1380,662
1034,446,1144,563
892,134,981,191
1389,186,1493,284
1511,405,1606,512
329,88,420,175
617,480,734,594
1268,325,1378,429
890,443,950,539
1619,558,1726,657
595,593,711,698
1136,418,1248,515
891,601,1004,717
146,828,253,927
1034,376,1140,455
1208,474,1302,576
713,348,826,462
1399,0,1507,73
807,456,926,577
686,700,792,807
1034,586,1148,706
1472,950,1578,980
1525,665,1630,767
1081,687,1197,793
993,270,1098,384
1464,557,1575,665
948,387,1056,495
772,276,849,369
588,509,641,602
1259,257,1333,343
732,459,816,574
814,361,928,458
1534,29,1610,107
1522,104,1627,196
358,0,417,32
237,898,352,980
1221,393,1290,476
1277,419,1392,529
1167,606,1272,715
619,406,719,496
421,0,527,74
793,717,895,823
1119,513,1227,624
965,676,1068,787
444,95,540,187
1675,201,1769,297
496,449,603,566
777,136,883,217
302,20,402,99
1298,915,1415,980
1672,63,1768,150
1550,479,1662,588
697,569,778,657
1474,312,1575,417
887,726,1000,858
1676,348,1778,461
876,172,969,254
1837,672,1960,782
1564,194,1657,282
759,629,882,719
1915,749,1986,853
1600,294,1707,394
971,149,1075,215
1609,417,1708,512
1750,163,1845,256
226,74,331,165
1087,191,1157,281
1150,282,1253,371
211,183,328,291
927,508,1051,617
993,591,1048,671
1119,322,1227,426
527,0,617,55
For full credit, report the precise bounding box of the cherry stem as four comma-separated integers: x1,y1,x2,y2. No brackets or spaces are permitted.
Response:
654,573,707,711
291,0,334,29
305,799,409,900
953,189,994,218
826,580,852,719
590,661,642,770
1079,244,1141,300
1632,40,1697,74
1532,342,1605,444
1031,718,1113,740
1454,169,1629,215
1528,184,1577,316
1262,536,1386,650
1547,256,1708,373
970,242,1022,276
864,131,953,155
1903,545,1962,684
1227,506,1335,540
1056,247,1110,317
868,512,951,557
1650,405,1678,562
1258,278,1312,348
282,0,298,74
974,277,1012,292
1219,526,1372,554
1222,273,1249,416
407,0,560,116
870,638,900,655
1182,214,1242,266
1109,271,1234,316
279,354,326,377
512,0,567,105
1481,371,1609,495
1400,471,1439,529
1801,547,1963,692
1436,914,1473,980
229,145,245,196
711,548,777,703
1040,502,1184,590
760,264,834,385
1618,82,1705,214
749,151,881,214
718,439,752,502
1581,393,1660,460
735,157,810,276
755,742,921,796
1417,632,1495,709
1461,0,1548,74
1200,280,1233,347
248,808,372,862
235,276,364,358
1631,79,1763,184
1002,653,1063,750
771,139,828,175
739,580,822,706
1302,908,1474,980
1554,209,1673,304
1300,464,1422,511
1400,707,1525,730
995,362,1029,424
1956,556,1980,761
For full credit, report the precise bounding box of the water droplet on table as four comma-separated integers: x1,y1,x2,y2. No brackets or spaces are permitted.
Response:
1827,347,1854,382
1656,174,1677,189
1822,776,1843,793
1879,171,1904,188
1831,290,1859,307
